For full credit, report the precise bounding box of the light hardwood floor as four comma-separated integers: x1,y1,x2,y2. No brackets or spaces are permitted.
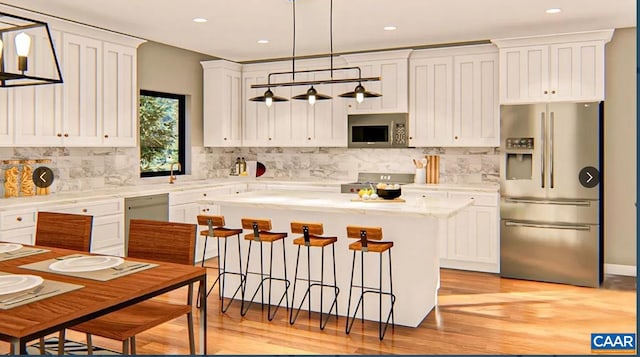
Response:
9,265,636,355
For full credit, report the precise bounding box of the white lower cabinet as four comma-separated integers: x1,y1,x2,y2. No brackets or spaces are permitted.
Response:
0,208,39,245
443,192,499,273
42,198,125,256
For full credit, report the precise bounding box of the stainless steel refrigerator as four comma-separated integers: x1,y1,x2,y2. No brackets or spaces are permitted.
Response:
500,102,603,288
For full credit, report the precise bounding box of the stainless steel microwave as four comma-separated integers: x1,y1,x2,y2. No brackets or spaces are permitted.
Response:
347,113,409,148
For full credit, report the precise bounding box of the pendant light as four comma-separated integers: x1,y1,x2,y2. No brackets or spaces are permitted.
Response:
338,82,381,103
290,0,330,105
15,32,31,72
249,88,288,107
291,85,331,105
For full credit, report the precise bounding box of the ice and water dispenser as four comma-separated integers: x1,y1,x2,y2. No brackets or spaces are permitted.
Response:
505,138,534,180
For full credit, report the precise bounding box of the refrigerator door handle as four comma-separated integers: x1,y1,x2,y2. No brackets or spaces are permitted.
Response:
504,198,592,206
550,111,555,188
540,112,546,188
504,220,591,231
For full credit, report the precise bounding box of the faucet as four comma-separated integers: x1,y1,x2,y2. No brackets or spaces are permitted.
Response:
169,162,182,184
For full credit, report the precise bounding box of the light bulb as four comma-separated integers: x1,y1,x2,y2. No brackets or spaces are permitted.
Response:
307,86,317,105
356,92,364,103
265,96,273,107
308,94,316,105
15,32,31,57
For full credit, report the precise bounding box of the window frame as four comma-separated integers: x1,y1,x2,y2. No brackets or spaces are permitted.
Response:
139,89,186,178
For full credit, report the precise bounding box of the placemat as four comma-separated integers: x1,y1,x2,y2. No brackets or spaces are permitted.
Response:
0,274,83,310
0,246,50,262
19,254,158,281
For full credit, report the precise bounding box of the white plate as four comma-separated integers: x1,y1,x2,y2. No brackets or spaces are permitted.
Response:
0,243,23,254
0,274,44,295
49,256,125,273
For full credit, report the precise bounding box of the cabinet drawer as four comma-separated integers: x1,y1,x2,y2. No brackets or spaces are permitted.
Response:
169,187,232,206
0,227,36,245
0,209,38,230
43,199,123,217
91,215,124,250
448,192,498,207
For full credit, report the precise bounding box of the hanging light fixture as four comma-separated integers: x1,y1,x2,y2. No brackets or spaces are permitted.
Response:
0,12,63,87
248,88,288,107
338,82,381,103
250,0,380,106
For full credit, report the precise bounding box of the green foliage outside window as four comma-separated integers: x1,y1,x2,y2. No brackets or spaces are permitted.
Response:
139,90,185,176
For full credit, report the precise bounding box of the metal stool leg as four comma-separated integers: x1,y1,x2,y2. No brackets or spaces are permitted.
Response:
289,245,302,324
345,250,357,334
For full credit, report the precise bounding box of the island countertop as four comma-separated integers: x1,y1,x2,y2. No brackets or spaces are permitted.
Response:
200,189,473,218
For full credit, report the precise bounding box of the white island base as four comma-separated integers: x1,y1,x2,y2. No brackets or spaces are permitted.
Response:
204,190,471,328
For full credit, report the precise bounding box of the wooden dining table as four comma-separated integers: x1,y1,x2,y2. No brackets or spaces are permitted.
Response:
0,245,207,354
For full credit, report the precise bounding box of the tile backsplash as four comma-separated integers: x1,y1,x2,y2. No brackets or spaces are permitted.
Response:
0,146,499,193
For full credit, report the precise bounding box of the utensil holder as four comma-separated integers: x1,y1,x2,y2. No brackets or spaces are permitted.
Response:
414,167,426,184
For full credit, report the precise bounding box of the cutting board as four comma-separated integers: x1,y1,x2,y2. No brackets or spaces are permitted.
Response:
351,198,406,203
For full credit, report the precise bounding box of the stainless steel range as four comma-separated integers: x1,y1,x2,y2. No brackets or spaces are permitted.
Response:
341,172,415,193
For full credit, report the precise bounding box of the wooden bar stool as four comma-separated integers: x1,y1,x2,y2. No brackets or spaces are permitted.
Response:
289,221,339,329
240,217,290,321
196,215,245,312
345,225,396,340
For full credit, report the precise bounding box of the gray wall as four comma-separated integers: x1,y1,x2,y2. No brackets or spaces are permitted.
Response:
604,27,636,267
137,41,216,165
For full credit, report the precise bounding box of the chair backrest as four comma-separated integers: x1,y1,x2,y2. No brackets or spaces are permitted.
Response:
197,215,225,227
290,221,324,235
346,226,383,241
241,218,272,231
127,219,197,265
35,212,93,251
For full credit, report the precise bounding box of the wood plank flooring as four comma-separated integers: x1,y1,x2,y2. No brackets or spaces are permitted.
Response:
5,263,635,355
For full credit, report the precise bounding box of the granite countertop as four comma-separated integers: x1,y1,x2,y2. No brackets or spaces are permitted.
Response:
200,189,473,218
0,177,497,211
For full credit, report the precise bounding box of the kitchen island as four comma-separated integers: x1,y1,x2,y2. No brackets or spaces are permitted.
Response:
201,190,472,327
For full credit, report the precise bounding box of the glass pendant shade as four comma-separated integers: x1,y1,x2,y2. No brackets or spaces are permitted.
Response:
292,86,331,105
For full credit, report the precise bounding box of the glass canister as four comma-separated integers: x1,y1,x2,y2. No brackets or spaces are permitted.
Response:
20,159,36,197
2,160,21,198
34,159,52,195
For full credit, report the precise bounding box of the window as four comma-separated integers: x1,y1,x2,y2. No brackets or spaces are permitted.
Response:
139,90,185,177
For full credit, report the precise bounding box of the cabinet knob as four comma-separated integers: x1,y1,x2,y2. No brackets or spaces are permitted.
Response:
57,133,62,137
268,138,272,141
544,90,548,94
203,193,207,197
64,133,69,137
223,137,227,141
307,137,311,140
551,90,556,94
454,136,459,140
104,134,109,138
409,136,413,140
82,208,88,213
16,217,22,222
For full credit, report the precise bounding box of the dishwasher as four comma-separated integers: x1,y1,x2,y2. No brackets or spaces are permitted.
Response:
124,193,169,254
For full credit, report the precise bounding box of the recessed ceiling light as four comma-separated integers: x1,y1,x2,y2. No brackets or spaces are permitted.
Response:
257,39,270,44
383,26,397,31
545,8,562,14
193,17,208,23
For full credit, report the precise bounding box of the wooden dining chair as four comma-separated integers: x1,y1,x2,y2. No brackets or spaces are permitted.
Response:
34,211,94,355
69,219,198,355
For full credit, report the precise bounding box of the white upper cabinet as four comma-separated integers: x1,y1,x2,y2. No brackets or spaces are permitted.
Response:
342,50,412,114
61,32,103,146
12,30,64,146
0,7,144,147
492,30,613,104
102,42,138,146
452,51,499,146
408,55,453,147
202,60,243,147
409,45,499,147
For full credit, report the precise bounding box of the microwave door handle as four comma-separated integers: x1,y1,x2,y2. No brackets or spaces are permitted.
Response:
390,120,395,145
541,112,545,188
550,111,554,189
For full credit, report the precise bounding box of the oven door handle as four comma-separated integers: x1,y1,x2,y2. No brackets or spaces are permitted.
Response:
504,220,591,231
504,198,591,206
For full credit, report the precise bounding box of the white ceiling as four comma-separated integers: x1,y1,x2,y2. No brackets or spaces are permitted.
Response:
0,0,636,62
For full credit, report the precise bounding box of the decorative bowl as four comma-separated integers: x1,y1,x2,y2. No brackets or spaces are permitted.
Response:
376,188,401,200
